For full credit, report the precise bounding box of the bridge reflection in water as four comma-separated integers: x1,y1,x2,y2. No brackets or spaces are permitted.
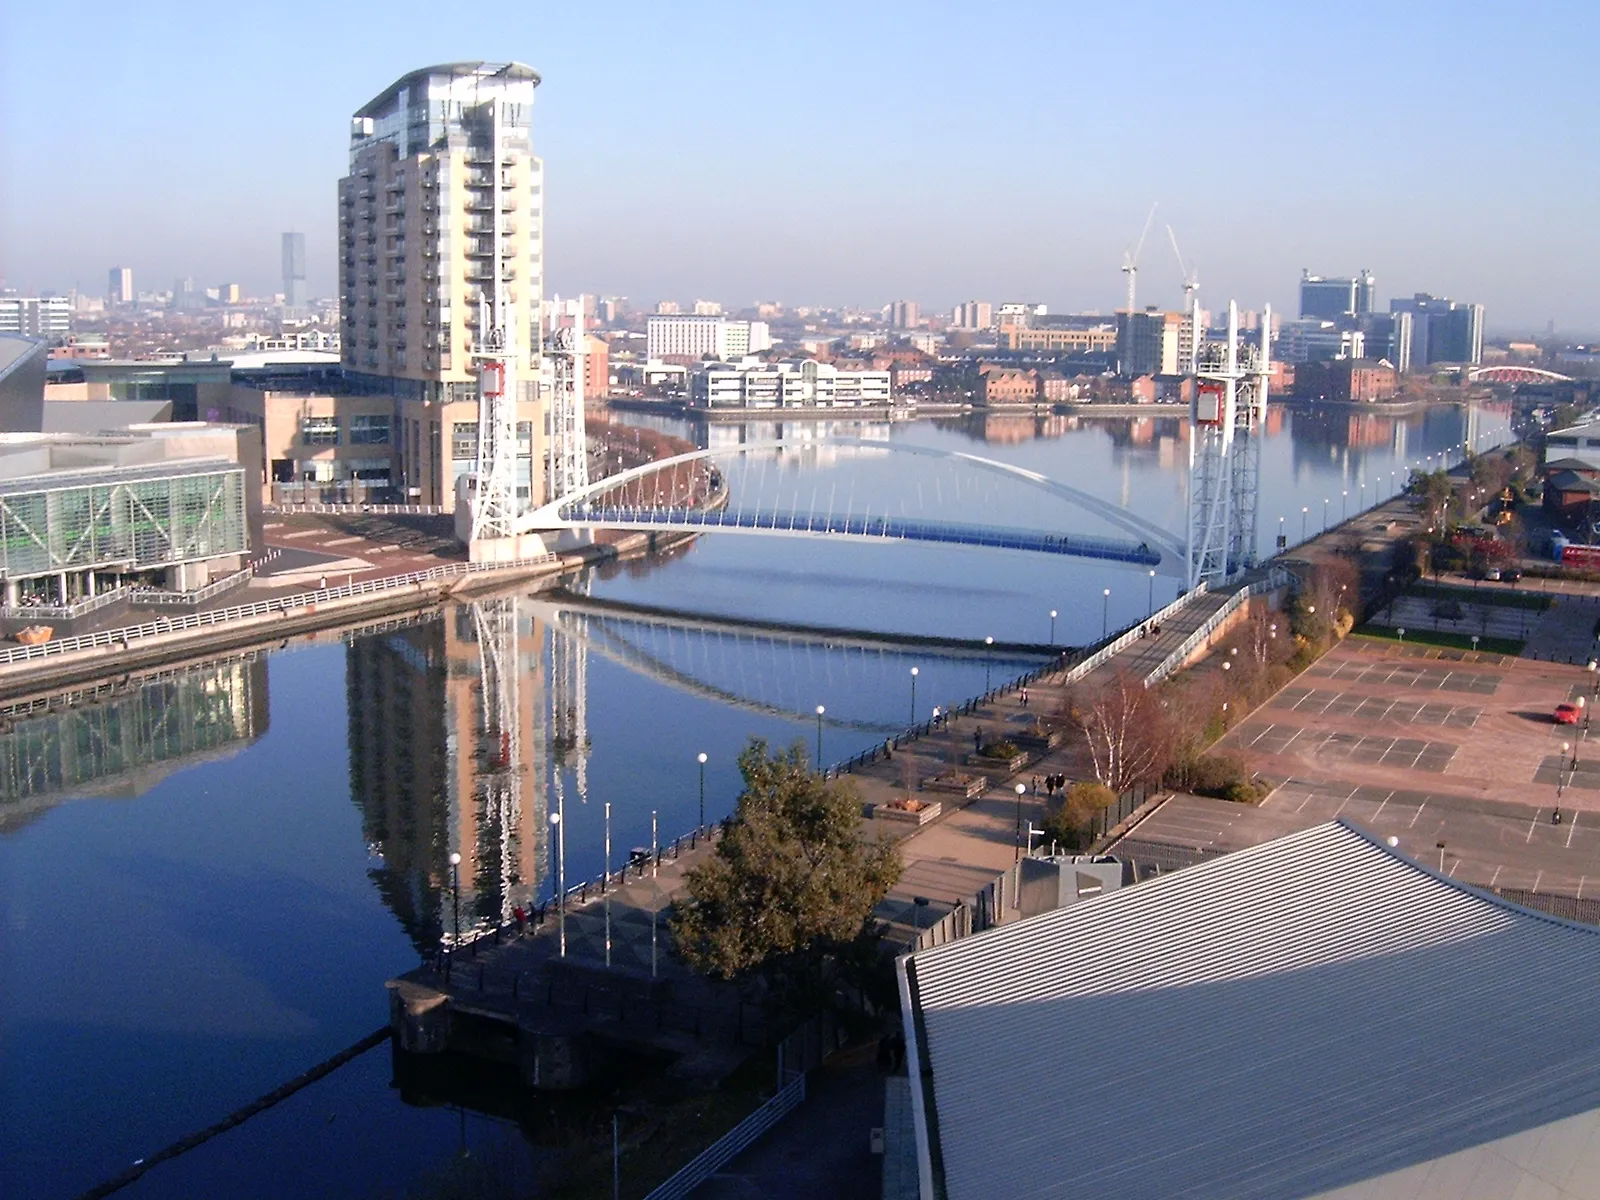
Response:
0,590,1048,956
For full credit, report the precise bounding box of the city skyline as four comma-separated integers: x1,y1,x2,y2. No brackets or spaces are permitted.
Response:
2,0,1596,331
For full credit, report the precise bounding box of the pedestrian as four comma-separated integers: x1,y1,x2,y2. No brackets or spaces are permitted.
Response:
513,905,526,934
1021,687,1029,708
974,729,982,753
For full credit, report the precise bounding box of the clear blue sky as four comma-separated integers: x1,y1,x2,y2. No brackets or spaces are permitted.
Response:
2,0,1595,332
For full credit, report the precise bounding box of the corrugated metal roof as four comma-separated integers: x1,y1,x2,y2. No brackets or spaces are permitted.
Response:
903,820,1600,1199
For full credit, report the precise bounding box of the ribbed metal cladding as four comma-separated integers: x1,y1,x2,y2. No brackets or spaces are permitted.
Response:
907,820,1600,1200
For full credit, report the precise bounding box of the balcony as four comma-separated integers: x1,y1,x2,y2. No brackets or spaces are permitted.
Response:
465,240,494,258
464,198,494,212
464,172,494,188
465,265,494,282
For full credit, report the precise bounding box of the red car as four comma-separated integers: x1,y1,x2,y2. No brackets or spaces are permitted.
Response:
1555,703,1581,725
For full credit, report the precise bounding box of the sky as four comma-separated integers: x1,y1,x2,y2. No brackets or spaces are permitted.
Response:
2,0,1597,333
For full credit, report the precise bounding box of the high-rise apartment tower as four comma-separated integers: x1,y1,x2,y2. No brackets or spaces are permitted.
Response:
338,62,547,510
108,267,133,306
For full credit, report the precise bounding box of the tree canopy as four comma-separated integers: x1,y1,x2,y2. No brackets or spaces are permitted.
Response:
670,739,901,1006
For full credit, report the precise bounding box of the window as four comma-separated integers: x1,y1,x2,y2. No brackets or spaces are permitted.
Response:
350,414,391,445
516,421,532,454
451,421,478,459
302,416,340,446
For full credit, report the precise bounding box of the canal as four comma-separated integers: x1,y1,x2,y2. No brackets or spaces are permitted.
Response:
0,404,1511,1199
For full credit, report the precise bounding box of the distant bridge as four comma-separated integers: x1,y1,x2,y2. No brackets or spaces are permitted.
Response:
1468,365,1572,385
517,437,1187,573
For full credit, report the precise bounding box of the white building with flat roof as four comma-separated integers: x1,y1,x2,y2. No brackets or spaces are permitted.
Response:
647,315,770,360
0,297,71,340
689,358,891,410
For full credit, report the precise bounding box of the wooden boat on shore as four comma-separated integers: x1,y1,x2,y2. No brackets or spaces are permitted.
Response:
13,625,54,646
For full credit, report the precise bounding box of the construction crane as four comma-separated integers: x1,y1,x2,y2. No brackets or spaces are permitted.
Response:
1120,202,1159,314
1166,224,1199,310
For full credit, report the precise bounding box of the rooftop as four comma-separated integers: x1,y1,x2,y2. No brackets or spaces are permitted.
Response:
901,820,1600,1199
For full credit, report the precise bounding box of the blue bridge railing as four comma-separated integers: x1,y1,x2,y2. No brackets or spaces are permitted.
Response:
560,505,1163,566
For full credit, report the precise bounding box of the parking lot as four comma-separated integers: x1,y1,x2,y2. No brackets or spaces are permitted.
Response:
1121,635,1600,899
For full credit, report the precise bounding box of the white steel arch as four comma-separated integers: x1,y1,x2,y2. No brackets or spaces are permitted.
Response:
518,437,1187,567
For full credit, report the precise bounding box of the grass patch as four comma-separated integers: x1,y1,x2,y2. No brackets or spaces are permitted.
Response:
1407,582,1550,611
1354,625,1524,655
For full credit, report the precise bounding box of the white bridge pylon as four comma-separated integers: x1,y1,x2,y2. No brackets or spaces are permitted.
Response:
518,437,1187,574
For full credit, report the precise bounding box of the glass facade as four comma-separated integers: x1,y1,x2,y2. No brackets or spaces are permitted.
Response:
0,466,248,579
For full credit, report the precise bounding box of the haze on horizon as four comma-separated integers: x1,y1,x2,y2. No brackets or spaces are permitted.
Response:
2,0,1595,334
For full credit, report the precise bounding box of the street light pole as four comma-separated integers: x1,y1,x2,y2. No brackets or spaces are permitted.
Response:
1341,489,1348,520
1102,588,1110,638
1049,609,1057,646
909,667,919,726
984,636,994,692
697,752,707,830
815,704,825,766
1323,497,1330,531
1301,506,1309,542
1014,782,1027,862
447,851,461,978
1147,569,1155,615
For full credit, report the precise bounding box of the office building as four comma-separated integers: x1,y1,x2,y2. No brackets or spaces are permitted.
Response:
0,297,71,340
0,423,262,603
1355,310,1412,374
692,299,722,316
1299,269,1375,320
1116,309,1185,376
338,62,547,510
108,267,134,306
999,314,1118,355
1277,319,1365,365
1389,293,1484,366
890,300,920,329
952,301,992,331
646,314,770,361
282,232,308,310
689,359,892,410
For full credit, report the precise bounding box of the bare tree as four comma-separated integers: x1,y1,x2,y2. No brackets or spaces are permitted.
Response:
1063,668,1171,793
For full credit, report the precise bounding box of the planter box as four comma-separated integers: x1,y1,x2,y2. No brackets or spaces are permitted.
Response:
966,750,1032,778
874,800,943,825
1013,728,1064,752
923,774,988,799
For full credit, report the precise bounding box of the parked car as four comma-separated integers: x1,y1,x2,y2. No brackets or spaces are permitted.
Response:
1555,702,1581,725
1504,568,1523,583
1483,567,1502,581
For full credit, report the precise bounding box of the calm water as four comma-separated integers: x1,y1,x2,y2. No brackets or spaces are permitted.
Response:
0,404,1510,1199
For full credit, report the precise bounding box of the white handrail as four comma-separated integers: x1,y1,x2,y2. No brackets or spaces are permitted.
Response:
0,552,560,668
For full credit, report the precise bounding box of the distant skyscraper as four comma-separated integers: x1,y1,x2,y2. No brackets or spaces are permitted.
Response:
1389,293,1484,366
692,299,722,316
282,232,307,309
338,61,548,510
890,300,920,329
1298,270,1373,320
108,266,133,305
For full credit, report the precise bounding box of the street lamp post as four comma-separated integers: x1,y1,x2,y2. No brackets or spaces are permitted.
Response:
909,667,919,726
1397,626,1406,646
550,810,565,956
1147,569,1156,615
446,851,461,978
1014,782,1027,862
815,704,826,766
1323,497,1330,531
1102,588,1111,638
696,752,707,831
984,636,994,692
1342,489,1348,520
1301,506,1309,542
1049,609,1057,646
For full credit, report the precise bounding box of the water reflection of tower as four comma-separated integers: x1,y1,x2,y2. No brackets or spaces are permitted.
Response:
347,599,547,953
549,579,591,838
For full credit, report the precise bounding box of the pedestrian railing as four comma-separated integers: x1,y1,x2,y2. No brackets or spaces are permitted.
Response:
133,569,253,607
1057,584,1210,688
644,1070,807,1200
0,585,133,623
0,550,560,668
1142,567,1292,687
267,502,448,516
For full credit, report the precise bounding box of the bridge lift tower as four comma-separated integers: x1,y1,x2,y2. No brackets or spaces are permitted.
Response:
471,595,526,929
1188,300,1272,591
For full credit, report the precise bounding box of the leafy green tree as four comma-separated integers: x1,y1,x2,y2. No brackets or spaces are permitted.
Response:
670,739,901,1014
